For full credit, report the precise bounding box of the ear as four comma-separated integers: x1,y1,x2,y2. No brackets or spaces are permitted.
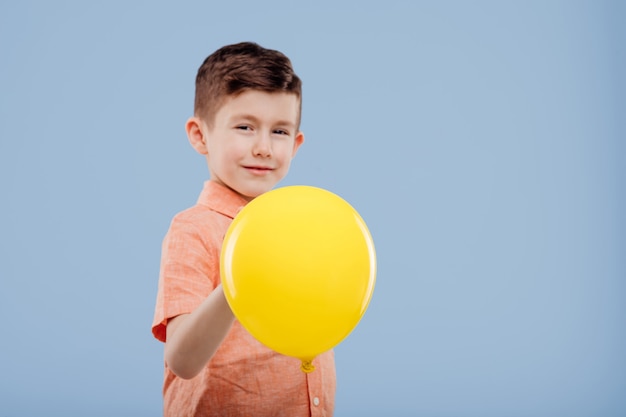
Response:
291,131,305,158
185,117,209,155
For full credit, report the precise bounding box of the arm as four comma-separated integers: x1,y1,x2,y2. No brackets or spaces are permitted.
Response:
164,284,235,379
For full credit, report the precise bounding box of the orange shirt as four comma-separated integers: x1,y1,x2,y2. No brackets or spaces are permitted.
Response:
152,181,336,417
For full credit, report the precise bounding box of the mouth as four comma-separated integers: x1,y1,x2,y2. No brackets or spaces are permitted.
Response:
243,165,274,175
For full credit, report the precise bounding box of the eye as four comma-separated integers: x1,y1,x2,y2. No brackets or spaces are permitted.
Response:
273,129,289,136
237,125,252,131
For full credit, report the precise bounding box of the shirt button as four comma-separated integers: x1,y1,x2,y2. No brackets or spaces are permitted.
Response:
313,397,320,406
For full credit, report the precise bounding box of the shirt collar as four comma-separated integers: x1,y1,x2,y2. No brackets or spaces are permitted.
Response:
197,180,248,219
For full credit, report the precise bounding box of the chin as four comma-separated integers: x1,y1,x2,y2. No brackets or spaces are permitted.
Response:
231,179,281,200
239,186,273,200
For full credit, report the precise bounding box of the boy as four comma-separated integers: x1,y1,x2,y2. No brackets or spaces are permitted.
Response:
151,42,336,416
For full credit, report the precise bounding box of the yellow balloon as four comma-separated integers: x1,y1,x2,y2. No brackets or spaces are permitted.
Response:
221,186,376,372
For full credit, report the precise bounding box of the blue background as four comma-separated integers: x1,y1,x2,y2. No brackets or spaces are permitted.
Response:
1,1,624,416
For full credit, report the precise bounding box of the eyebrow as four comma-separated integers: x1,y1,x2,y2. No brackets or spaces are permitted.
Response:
232,114,296,129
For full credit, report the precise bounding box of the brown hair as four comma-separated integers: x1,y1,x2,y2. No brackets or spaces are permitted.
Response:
194,42,302,127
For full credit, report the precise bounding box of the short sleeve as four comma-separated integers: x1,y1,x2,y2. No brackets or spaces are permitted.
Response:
151,214,220,342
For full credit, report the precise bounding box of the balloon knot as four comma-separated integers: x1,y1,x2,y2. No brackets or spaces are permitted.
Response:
300,360,315,373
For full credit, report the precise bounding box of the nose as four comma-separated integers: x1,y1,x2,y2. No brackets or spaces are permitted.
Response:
252,133,272,157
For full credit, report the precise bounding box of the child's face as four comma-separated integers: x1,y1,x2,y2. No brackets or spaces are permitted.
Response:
201,90,303,201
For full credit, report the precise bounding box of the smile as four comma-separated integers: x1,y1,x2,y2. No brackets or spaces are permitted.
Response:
244,166,273,175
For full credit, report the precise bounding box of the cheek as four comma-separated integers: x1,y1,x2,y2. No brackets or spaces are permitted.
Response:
277,142,298,161
214,142,245,163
